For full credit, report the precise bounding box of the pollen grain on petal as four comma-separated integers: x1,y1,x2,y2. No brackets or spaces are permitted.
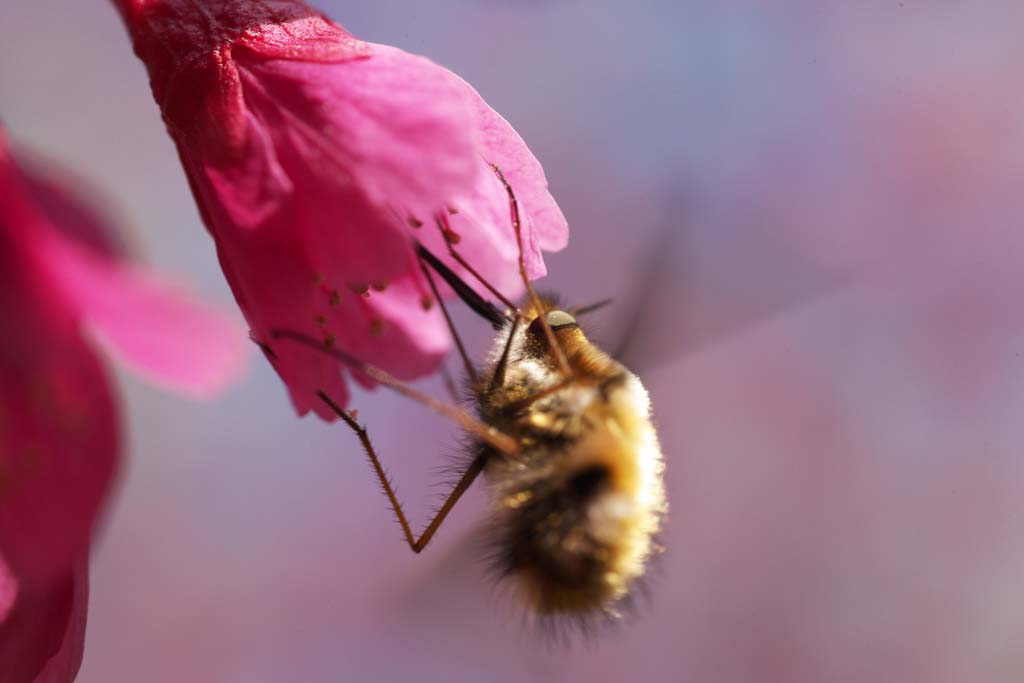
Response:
437,213,462,244
443,227,462,245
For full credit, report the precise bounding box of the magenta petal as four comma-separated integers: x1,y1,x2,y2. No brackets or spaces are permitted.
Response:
36,231,249,399
201,110,294,231
326,267,450,379
4,133,251,400
0,307,117,595
216,228,448,418
32,565,87,683
414,76,570,285
220,42,484,287
18,158,124,259
464,79,569,269
114,0,371,154
0,565,87,683
240,44,481,219
194,70,412,286
416,200,527,300
211,226,354,418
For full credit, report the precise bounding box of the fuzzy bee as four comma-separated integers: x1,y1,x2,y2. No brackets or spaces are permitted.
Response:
275,168,666,624
476,298,666,618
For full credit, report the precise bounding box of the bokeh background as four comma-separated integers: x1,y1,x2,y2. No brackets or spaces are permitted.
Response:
3,1,1024,681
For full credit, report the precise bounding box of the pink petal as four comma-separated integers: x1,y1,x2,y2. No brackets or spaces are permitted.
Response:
318,259,451,379
239,44,481,219
206,213,351,417
17,156,124,259
199,110,294,231
474,100,569,252
114,0,370,65
414,76,570,286
36,230,250,399
212,42,483,287
415,204,526,301
215,221,448,419
114,0,371,155
7,149,252,400
32,565,87,683
0,307,118,595
0,565,87,683
462,77,570,275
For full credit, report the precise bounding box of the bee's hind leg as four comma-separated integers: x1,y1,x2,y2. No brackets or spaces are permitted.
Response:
317,390,486,554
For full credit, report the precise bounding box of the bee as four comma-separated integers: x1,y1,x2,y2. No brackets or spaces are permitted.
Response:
274,168,666,626
474,299,666,619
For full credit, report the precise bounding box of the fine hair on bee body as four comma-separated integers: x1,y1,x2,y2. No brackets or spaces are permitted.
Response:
472,294,666,628
271,166,667,633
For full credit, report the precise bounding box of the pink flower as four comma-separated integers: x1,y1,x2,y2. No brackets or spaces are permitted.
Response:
113,0,568,419
0,130,249,682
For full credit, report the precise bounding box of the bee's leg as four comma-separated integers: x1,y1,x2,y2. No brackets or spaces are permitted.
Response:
318,390,485,554
489,315,520,391
415,233,520,394
418,255,479,388
272,329,518,457
434,215,519,313
507,377,576,413
489,164,573,378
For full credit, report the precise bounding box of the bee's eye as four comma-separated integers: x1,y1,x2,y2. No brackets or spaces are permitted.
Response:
527,310,578,340
545,310,578,330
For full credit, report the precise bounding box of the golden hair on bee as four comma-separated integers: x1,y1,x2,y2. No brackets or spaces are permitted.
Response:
271,166,666,634
477,297,666,622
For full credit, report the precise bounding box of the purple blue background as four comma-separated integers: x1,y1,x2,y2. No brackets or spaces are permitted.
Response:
2,1,1024,681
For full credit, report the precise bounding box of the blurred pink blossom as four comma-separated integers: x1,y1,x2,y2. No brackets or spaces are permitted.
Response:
0,130,248,682
113,0,568,418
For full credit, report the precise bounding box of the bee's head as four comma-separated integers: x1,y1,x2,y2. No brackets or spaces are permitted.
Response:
523,309,586,360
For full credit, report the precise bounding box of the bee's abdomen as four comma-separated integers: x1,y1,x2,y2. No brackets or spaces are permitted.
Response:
493,463,624,614
482,365,666,621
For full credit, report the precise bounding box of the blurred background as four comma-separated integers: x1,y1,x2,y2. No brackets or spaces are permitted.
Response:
3,1,1024,681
